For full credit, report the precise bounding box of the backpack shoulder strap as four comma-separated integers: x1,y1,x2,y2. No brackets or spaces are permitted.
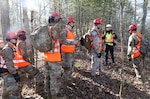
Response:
49,26,57,43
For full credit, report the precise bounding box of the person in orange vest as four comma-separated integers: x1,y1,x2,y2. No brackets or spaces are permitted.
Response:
0,32,20,99
60,16,78,87
44,12,66,99
127,24,144,84
102,24,117,66
16,29,44,97
89,18,103,77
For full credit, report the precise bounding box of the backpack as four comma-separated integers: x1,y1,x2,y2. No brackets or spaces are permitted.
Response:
80,30,93,51
139,34,150,57
30,20,65,52
30,25,52,52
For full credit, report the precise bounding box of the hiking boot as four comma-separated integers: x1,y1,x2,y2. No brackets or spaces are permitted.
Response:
104,62,108,66
136,74,141,79
112,62,116,66
67,80,73,86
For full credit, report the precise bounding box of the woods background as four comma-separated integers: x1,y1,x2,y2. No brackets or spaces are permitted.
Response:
0,0,150,43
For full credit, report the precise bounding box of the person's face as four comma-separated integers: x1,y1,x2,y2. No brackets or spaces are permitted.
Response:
10,38,17,45
106,27,111,31
129,30,132,34
97,24,100,29
69,22,74,28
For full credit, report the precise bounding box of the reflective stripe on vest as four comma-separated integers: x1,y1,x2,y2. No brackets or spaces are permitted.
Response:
131,32,142,59
16,40,30,67
105,32,114,46
0,53,19,70
44,26,61,62
61,29,75,53
90,32,103,51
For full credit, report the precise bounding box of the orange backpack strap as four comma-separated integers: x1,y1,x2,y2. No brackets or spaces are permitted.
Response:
49,26,57,43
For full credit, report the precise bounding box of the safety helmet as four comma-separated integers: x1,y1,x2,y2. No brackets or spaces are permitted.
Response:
93,18,101,24
6,32,17,41
67,16,75,23
128,24,137,31
17,29,26,36
48,12,61,23
106,24,112,28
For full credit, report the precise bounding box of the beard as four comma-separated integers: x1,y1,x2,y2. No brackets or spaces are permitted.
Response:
19,35,26,41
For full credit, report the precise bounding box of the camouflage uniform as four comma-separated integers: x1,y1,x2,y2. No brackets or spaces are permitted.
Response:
127,33,144,81
1,44,20,99
44,62,63,97
60,28,75,85
17,40,43,96
90,27,102,76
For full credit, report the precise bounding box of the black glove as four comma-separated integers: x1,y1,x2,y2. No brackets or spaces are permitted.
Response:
128,58,132,61
127,55,132,62
97,53,101,58
12,72,20,82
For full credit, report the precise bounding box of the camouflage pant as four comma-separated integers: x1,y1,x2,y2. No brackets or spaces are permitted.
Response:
61,53,74,83
91,55,101,76
1,74,20,99
133,55,145,81
17,64,43,96
91,49,102,76
44,62,63,95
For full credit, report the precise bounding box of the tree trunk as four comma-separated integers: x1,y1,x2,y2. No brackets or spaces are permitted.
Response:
141,0,148,34
134,0,137,24
23,8,35,64
0,0,10,43
119,0,125,98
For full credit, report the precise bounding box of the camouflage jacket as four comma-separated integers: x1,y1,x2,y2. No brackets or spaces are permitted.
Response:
127,33,139,56
1,44,17,74
60,27,75,46
18,41,30,62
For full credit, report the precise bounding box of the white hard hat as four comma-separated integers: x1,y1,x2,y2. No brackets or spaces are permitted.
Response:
106,24,112,28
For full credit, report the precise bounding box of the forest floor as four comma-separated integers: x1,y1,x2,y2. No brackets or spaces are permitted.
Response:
0,43,150,99
63,43,150,99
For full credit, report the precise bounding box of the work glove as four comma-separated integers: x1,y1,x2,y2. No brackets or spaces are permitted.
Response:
127,55,132,62
97,53,101,58
128,58,132,61
12,72,20,82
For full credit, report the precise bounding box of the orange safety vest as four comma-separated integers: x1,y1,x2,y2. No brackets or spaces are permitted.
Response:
0,40,3,45
0,46,20,70
44,26,61,62
131,32,142,59
61,29,75,53
16,40,30,67
105,32,114,46
89,32,103,51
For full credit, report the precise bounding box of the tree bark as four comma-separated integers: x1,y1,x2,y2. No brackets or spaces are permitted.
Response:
141,0,148,34
0,0,10,43
119,0,125,98
23,8,35,64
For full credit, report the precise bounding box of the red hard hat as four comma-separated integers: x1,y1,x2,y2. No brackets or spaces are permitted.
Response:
51,12,60,18
128,24,137,31
49,12,61,23
6,32,17,40
17,29,26,36
93,18,101,24
67,16,75,23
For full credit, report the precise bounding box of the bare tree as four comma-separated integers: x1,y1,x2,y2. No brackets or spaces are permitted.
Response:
141,0,148,34
119,0,125,98
0,0,10,43
134,0,137,23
